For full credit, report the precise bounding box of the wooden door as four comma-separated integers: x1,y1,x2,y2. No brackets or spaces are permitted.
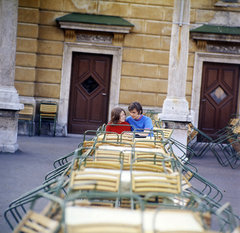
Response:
198,62,239,138
68,52,112,134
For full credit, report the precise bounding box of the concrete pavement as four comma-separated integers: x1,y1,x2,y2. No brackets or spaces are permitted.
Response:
0,135,239,232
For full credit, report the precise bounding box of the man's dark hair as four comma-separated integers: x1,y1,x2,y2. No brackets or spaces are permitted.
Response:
128,102,143,114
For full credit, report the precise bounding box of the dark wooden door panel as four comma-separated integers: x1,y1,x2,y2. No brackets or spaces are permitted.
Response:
68,53,112,134
198,62,239,138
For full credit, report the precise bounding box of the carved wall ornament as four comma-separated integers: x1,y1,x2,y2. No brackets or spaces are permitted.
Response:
76,34,112,44
197,41,207,50
65,30,76,42
207,44,240,54
113,33,124,46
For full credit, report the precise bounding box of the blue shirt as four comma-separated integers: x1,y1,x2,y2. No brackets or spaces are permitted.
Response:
126,115,153,132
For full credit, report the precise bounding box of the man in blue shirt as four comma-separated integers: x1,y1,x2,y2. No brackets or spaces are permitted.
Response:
126,102,153,137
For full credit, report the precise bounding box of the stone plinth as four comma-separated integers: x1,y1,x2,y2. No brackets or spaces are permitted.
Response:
0,86,23,152
0,0,23,152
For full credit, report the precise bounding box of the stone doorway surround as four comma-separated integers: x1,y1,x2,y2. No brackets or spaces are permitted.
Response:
58,42,123,135
191,52,240,128
56,13,133,135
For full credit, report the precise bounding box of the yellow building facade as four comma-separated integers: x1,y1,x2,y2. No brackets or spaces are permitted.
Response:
15,0,240,136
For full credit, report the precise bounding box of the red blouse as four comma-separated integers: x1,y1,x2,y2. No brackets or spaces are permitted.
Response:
105,121,131,134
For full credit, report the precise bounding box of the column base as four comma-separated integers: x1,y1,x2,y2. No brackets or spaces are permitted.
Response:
0,143,19,153
159,97,192,122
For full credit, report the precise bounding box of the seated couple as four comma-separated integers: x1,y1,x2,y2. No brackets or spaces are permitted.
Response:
106,102,153,137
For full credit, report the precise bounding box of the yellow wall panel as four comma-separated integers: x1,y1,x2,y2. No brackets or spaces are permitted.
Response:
120,76,141,91
143,50,169,65
148,0,174,6
191,0,213,8
122,48,143,62
188,53,195,67
119,91,157,106
185,81,192,95
36,55,62,69
15,82,34,96
38,26,64,41
36,69,61,84
98,2,129,17
190,9,196,23
16,53,36,67
124,34,161,49
157,94,166,107
122,62,159,78
63,0,98,13
161,36,171,50
19,0,40,8
38,41,63,55
130,4,163,20
40,0,63,11
127,19,145,33
15,67,35,82
163,8,174,22
35,83,60,98
196,10,215,22
187,68,193,82
18,8,39,24
17,38,37,53
39,11,65,26
159,66,169,79
140,79,168,93
117,0,146,3
17,23,38,38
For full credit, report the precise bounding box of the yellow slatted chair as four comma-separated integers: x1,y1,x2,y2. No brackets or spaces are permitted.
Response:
153,127,173,140
133,151,172,169
13,210,59,233
67,223,142,233
18,103,34,136
132,171,182,195
187,123,199,144
94,149,131,164
69,170,120,193
96,133,134,147
39,101,58,136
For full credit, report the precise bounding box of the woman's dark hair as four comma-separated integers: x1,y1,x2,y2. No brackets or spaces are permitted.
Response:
110,107,126,124
128,102,143,114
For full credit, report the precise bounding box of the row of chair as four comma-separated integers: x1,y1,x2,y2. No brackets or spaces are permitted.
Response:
18,101,58,136
4,120,240,232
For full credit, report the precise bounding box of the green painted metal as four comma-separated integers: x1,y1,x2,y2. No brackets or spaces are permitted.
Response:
56,13,134,27
190,24,240,35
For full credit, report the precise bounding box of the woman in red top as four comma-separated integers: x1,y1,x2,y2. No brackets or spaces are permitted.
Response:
106,107,131,134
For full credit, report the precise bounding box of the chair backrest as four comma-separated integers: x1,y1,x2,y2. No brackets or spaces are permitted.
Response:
133,152,173,173
94,149,131,164
132,171,182,194
187,123,199,144
40,102,57,118
13,210,59,233
67,223,142,233
69,170,120,192
18,103,34,121
83,161,122,170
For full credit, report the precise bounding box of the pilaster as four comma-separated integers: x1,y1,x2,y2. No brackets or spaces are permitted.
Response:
0,0,23,152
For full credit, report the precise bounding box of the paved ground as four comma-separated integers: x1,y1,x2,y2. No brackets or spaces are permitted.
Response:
0,135,239,232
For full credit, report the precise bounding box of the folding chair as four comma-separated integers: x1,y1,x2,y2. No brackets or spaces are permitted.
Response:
5,186,64,231
18,103,34,136
39,101,58,136
64,192,144,232
12,192,63,233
